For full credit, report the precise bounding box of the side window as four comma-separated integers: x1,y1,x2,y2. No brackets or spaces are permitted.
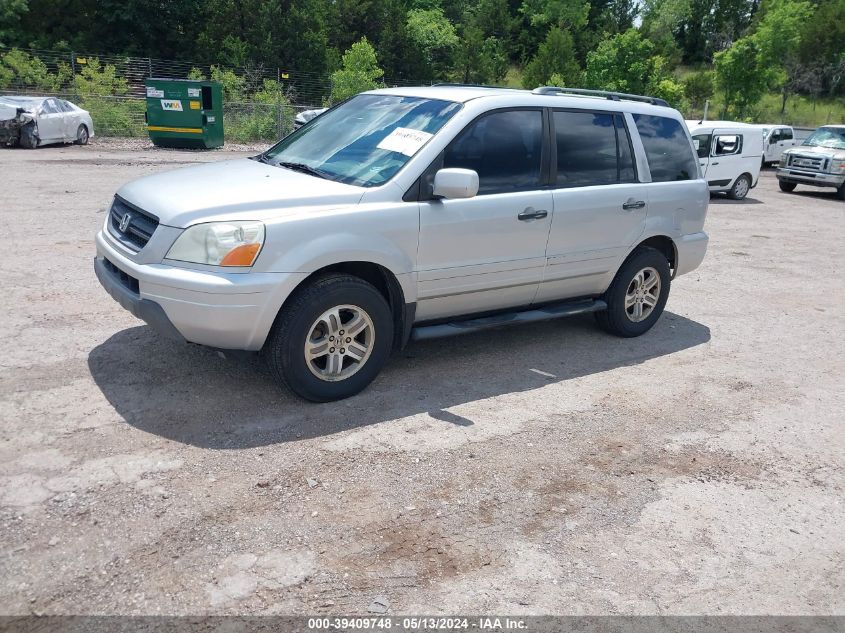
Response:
770,129,781,143
714,134,742,156
632,114,697,182
692,133,711,159
553,111,637,187
59,100,74,112
444,109,543,195
782,128,793,140
554,111,617,187
41,99,58,114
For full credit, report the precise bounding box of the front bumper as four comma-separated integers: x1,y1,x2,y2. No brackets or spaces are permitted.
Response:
776,167,845,189
95,230,307,350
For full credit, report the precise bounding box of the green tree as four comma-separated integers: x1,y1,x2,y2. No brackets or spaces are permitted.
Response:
750,0,814,111
584,28,656,94
406,7,459,80
683,70,715,111
330,37,384,103
454,25,508,84
714,36,768,118
523,27,581,88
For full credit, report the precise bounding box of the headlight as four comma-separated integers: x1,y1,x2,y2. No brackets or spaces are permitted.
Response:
779,154,788,167
830,159,845,174
166,221,265,267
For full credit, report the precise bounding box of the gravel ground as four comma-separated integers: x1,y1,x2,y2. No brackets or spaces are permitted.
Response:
0,142,843,616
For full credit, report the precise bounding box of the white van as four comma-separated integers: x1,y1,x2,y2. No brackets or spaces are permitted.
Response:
686,121,763,200
751,124,798,166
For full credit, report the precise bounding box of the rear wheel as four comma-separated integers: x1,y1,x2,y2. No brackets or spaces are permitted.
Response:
595,247,671,338
263,274,393,402
728,173,751,200
779,180,797,193
75,124,89,145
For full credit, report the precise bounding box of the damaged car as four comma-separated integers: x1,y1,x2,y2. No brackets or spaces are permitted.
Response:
0,96,94,148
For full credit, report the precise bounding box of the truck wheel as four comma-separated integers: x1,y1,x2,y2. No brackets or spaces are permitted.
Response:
75,124,89,145
595,247,671,338
264,274,394,402
728,174,751,200
837,183,845,201
19,123,38,149
778,180,797,193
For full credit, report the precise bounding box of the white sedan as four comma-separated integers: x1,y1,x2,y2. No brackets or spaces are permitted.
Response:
0,96,95,148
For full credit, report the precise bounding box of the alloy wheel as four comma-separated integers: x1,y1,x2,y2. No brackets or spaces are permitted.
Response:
304,304,374,382
624,267,661,322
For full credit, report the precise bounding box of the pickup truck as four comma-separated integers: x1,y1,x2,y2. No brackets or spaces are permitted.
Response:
777,125,845,199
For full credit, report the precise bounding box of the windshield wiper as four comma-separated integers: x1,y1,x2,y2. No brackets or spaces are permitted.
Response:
278,161,331,180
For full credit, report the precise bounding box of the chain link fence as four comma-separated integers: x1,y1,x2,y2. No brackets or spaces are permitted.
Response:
0,47,377,141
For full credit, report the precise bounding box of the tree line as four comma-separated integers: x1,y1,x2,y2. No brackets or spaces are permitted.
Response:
1,0,843,119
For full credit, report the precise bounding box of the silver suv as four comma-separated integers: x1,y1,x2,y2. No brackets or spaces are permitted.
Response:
95,85,709,401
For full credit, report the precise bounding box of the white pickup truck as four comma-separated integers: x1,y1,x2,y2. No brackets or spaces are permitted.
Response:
777,125,845,199
754,125,798,166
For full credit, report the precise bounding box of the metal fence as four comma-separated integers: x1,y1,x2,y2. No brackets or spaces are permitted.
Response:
0,46,387,141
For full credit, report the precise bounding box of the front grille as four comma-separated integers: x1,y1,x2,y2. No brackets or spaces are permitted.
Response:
103,258,139,295
788,154,826,172
107,197,159,251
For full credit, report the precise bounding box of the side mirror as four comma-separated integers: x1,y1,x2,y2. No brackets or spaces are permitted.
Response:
433,168,479,199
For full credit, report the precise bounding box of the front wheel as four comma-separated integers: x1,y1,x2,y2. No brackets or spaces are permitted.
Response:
19,123,38,149
779,180,797,193
728,174,751,200
263,274,394,402
595,247,671,338
837,182,845,201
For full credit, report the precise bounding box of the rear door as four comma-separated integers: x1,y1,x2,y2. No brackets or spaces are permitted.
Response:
58,100,81,140
416,108,553,321
537,109,647,302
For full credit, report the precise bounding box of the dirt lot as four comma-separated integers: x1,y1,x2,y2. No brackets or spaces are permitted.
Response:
1,141,843,616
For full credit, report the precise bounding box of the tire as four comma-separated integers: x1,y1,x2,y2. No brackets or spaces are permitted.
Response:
837,182,845,201
595,247,671,338
75,124,89,145
19,123,38,149
728,173,751,200
779,180,797,193
263,274,393,402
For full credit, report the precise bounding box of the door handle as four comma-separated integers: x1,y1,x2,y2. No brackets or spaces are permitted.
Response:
712,161,720,165
518,207,548,221
622,199,646,211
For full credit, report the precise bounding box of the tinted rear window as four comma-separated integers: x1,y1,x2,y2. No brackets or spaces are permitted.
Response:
553,111,637,187
633,114,698,182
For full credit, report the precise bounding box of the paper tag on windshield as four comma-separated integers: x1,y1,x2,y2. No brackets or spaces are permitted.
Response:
377,127,433,156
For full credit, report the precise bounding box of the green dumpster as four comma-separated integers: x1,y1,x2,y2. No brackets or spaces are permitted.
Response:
145,79,224,149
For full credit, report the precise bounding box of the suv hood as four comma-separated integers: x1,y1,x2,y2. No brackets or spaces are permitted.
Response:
116,158,365,227
786,145,845,160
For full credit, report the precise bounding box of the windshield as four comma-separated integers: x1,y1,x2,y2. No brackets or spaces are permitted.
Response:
802,127,845,150
264,94,462,187
760,127,770,137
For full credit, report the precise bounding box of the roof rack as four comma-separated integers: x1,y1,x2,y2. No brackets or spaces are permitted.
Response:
431,82,516,90
532,86,670,107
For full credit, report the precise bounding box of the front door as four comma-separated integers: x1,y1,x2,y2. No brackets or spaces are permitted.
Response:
416,108,552,321
705,130,743,187
536,110,648,302
36,98,65,143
